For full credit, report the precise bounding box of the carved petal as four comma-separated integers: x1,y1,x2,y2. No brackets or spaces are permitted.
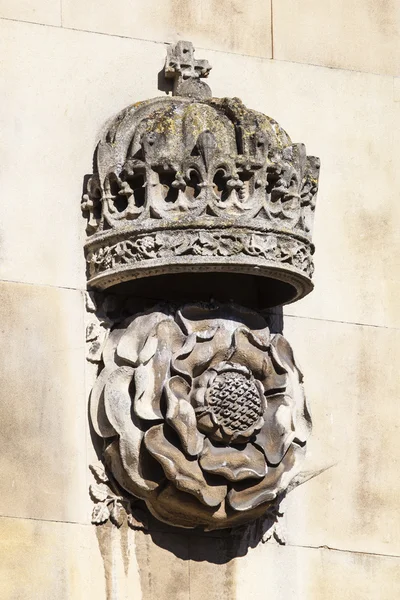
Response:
102,326,127,367
228,327,270,380
146,483,271,531
228,445,304,511
270,334,312,445
116,311,174,366
254,394,295,466
173,328,232,378
104,366,158,495
199,439,267,482
132,320,186,421
165,376,204,457
90,366,117,438
196,411,220,438
104,439,161,500
269,334,298,375
190,370,216,409
144,424,227,507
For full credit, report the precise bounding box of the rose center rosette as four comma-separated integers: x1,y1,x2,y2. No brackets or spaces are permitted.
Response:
90,303,312,530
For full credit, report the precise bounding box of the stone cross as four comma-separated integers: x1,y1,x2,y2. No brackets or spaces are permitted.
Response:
164,41,212,99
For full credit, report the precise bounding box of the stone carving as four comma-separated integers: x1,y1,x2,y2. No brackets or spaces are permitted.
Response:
87,229,314,284
90,303,311,530
82,47,320,305
165,40,212,99
84,42,322,535
89,463,148,530
85,292,113,363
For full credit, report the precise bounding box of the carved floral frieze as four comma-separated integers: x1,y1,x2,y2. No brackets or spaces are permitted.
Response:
87,229,314,285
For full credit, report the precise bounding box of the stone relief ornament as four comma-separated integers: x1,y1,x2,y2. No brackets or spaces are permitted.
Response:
84,41,322,534
90,303,311,530
82,41,320,306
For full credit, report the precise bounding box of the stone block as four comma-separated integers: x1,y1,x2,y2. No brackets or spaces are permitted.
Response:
235,542,400,599
0,0,60,26
272,0,400,76
0,517,106,600
282,315,400,556
136,532,400,599
0,20,167,289
0,282,88,523
62,0,272,58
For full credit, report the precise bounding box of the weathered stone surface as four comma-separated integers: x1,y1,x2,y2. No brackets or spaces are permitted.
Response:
62,0,272,58
283,316,400,556
273,0,400,77
0,0,61,26
0,517,106,600
0,282,88,523
83,44,320,305
89,303,311,530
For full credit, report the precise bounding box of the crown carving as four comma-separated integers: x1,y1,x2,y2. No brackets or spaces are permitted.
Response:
82,42,320,306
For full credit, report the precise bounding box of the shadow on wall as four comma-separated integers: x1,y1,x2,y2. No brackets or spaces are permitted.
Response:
143,512,282,563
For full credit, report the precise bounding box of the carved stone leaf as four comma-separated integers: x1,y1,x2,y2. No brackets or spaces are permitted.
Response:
110,502,125,528
89,463,109,484
92,502,110,525
90,483,111,502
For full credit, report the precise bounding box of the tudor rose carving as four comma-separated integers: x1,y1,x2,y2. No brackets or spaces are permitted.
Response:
90,304,311,530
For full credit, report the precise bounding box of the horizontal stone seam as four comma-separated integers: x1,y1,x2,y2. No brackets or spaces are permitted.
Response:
283,312,400,331
285,541,400,561
1,514,399,560
0,276,396,333
0,16,394,80
270,56,395,81
0,514,92,527
0,277,87,294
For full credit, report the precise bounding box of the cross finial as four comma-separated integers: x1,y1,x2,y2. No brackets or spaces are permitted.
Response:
164,41,212,99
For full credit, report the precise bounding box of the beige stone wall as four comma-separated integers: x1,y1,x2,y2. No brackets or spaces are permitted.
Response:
0,2,399,598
